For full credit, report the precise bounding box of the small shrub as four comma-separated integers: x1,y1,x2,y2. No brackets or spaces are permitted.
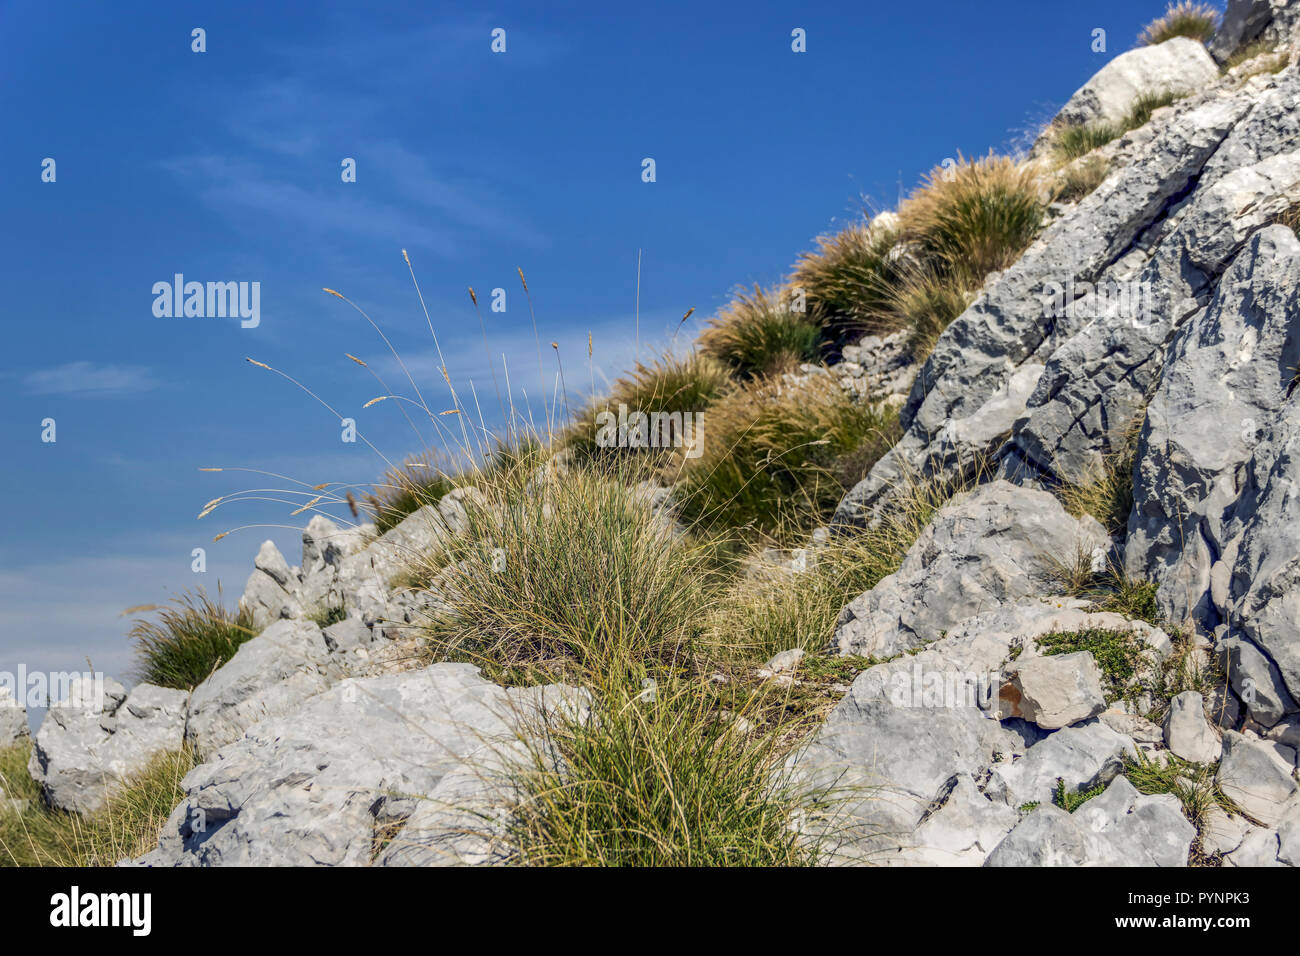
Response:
0,744,195,866
897,153,1045,286
129,589,255,690
674,375,902,541
698,286,823,379
1055,777,1108,813
1089,571,1162,626
1053,156,1110,203
1138,2,1218,46
790,220,900,339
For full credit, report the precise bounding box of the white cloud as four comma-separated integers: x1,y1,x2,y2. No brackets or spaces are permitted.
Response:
24,361,157,397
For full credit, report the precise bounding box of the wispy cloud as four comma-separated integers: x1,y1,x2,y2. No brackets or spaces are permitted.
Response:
24,361,157,398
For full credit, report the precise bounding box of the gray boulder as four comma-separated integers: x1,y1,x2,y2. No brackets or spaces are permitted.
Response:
1051,38,1219,132
985,721,1138,808
0,688,29,747
882,774,1020,866
1216,730,1299,825
986,775,1194,866
1216,635,1295,727
1164,691,1223,763
1210,0,1300,63
184,618,343,758
1127,223,1300,625
139,663,584,866
833,482,1108,658
1000,652,1107,730
29,678,188,815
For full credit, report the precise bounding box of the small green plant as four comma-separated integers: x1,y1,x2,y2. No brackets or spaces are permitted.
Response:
129,589,256,690
698,286,823,379
880,269,974,359
1055,777,1108,813
1052,122,1121,162
1123,89,1184,131
1037,627,1148,704
0,744,195,866
1053,156,1110,202
308,604,347,628
1089,572,1162,626
368,451,456,534
1138,2,1218,46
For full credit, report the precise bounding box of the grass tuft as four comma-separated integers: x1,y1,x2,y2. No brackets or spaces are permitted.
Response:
698,286,823,379
1052,156,1111,203
1138,1,1218,46
129,589,255,690
673,375,901,541
897,152,1045,286
789,220,900,340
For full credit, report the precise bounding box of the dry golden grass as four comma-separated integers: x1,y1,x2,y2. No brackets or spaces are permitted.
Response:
0,744,194,867
789,219,900,339
1138,1,1218,46
897,153,1045,286
698,285,823,379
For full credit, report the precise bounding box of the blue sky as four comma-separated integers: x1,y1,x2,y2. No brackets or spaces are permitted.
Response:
0,0,1191,688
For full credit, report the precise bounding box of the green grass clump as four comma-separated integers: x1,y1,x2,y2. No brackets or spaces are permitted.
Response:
1058,432,1137,538
1036,627,1148,704
789,220,900,340
1123,751,1238,857
1138,2,1218,46
897,152,1045,287
129,589,255,690
698,286,823,379
0,744,194,867
673,374,902,541
500,676,829,866
417,456,723,683
1123,89,1184,131
565,351,733,466
881,269,974,360
1053,123,1121,162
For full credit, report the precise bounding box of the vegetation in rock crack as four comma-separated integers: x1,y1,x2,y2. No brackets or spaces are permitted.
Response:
1123,751,1240,856
1138,1,1219,46
1052,156,1111,203
0,744,195,867
1054,777,1108,813
877,268,975,360
704,473,966,661
1221,40,1292,79
1051,90,1188,163
129,589,256,690
672,374,901,542
697,286,824,379
1057,429,1139,537
1037,627,1149,705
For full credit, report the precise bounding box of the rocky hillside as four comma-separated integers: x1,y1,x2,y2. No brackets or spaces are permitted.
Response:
4,0,1300,868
